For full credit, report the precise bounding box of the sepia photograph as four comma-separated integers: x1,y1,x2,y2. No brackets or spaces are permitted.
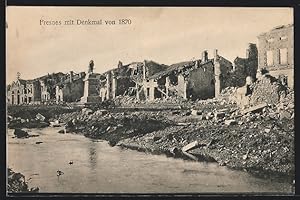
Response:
6,6,294,194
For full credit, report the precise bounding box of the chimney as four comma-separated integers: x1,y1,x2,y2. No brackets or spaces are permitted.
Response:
118,61,123,68
202,50,208,63
214,49,218,62
143,60,147,80
70,71,73,82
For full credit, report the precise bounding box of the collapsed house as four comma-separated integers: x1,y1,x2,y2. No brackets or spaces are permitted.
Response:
99,60,168,101
221,43,258,88
141,50,233,101
39,72,66,103
229,24,294,108
55,71,86,103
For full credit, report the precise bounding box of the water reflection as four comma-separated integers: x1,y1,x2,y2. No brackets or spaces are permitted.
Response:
89,142,97,171
7,127,293,193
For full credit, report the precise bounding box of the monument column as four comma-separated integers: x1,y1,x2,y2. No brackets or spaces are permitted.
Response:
80,60,101,103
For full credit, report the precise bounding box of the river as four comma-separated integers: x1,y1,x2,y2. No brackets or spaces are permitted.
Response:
7,127,293,194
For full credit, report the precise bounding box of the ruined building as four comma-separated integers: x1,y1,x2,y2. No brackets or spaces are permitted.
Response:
7,72,69,105
39,72,66,102
100,62,135,101
257,24,294,88
225,43,258,87
56,71,86,103
99,60,168,101
7,75,41,105
142,50,233,101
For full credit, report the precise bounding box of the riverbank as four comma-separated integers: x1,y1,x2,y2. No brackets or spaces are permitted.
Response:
7,168,39,193
7,96,294,177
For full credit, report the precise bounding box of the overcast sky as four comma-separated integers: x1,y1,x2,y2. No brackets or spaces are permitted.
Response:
6,7,293,83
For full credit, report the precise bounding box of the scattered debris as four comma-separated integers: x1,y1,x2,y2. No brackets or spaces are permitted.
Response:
14,129,29,138
224,120,237,126
35,142,43,144
58,129,65,134
169,147,181,156
182,141,199,152
35,113,46,122
214,111,225,119
182,151,198,161
241,102,268,115
82,108,93,115
279,110,292,120
50,120,62,127
191,109,202,116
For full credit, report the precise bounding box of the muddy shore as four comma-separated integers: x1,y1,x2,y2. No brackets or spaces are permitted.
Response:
7,98,295,178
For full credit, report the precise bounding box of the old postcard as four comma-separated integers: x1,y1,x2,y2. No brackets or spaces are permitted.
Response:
6,6,294,194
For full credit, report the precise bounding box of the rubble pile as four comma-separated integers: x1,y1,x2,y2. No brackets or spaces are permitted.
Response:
114,95,193,109
249,75,288,106
219,87,238,103
118,107,294,174
7,168,39,193
220,87,237,95
8,116,49,129
58,109,174,146
276,89,294,120
117,96,294,175
7,105,81,129
193,98,235,113
114,96,138,107
155,96,190,104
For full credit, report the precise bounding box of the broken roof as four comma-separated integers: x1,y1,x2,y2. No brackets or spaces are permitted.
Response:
102,60,167,79
34,72,66,82
258,24,293,37
218,56,232,67
148,59,214,80
271,24,293,31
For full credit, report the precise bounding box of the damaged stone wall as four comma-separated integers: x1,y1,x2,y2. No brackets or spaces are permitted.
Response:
39,73,68,102
213,49,234,98
257,24,294,88
222,43,258,88
32,81,42,102
60,79,85,102
135,61,171,101
176,74,187,99
113,66,136,98
116,77,136,96
258,25,293,71
187,62,215,100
